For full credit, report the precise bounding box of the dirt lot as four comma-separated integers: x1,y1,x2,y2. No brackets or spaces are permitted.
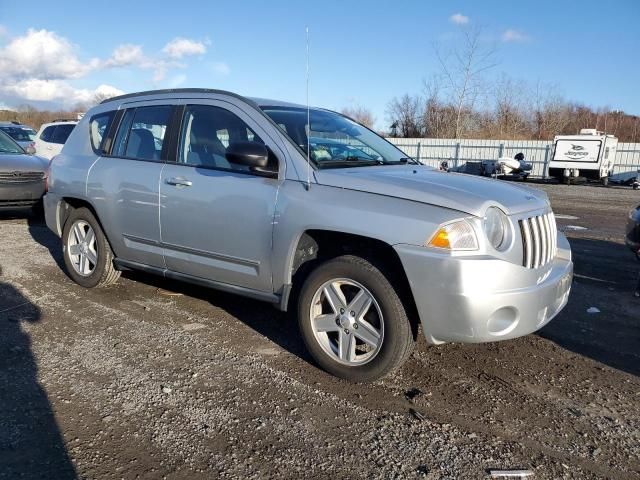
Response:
0,183,639,479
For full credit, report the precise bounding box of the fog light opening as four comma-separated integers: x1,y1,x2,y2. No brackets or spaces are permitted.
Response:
487,307,519,336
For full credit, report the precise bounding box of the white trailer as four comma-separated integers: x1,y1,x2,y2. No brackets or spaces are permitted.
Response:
548,129,618,185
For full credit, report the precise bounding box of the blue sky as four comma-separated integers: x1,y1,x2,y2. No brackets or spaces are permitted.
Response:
1,0,639,128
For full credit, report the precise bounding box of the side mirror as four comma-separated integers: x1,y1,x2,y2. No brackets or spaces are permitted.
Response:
226,141,268,167
225,141,277,178
25,145,36,155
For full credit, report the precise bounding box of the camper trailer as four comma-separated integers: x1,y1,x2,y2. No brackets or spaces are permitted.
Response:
548,129,618,185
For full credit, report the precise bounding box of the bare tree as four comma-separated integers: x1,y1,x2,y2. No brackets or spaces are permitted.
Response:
420,76,456,138
385,94,423,137
341,105,376,129
435,27,498,138
530,81,571,140
492,75,529,139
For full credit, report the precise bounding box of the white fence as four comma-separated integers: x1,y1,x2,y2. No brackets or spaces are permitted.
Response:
386,138,640,179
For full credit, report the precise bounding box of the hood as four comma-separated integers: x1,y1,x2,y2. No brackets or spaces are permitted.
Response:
315,165,549,217
0,153,49,172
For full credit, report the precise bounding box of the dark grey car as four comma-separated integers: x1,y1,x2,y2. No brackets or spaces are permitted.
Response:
0,130,48,210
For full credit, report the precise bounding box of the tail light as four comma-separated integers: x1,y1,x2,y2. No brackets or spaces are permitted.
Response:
44,156,55,192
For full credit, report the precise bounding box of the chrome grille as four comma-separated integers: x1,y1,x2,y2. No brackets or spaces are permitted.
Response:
0,171,44,184
520,212,557,269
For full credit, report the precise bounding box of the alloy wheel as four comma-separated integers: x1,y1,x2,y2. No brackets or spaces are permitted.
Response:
309,278,384,366
67,220,98,276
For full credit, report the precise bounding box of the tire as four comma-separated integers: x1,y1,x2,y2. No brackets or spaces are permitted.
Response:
298,255,414,382
62,207,120,288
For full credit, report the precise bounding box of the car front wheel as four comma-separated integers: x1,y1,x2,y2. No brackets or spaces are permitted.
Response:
298,255,414,382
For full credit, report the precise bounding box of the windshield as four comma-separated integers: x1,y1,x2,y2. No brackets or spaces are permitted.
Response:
0,130,25,154
0,126,36,142
261,107,414,168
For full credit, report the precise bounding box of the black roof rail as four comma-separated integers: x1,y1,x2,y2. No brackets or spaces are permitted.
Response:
100,88,254,106
52,119,76,123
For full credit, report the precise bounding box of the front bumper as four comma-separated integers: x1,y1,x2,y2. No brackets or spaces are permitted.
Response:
625,207,640,253
0,181,45,209
395,232,573,344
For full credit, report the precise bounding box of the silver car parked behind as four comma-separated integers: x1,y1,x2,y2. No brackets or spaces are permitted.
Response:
43,89,573,382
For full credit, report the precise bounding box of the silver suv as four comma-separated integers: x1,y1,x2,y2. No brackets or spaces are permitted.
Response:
44,89,573,382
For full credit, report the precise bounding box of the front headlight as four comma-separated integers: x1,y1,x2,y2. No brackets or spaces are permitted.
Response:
483,207,510,251
427,220,478,250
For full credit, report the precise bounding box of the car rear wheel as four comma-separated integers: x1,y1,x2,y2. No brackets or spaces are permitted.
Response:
298,255,414,382
62,207,120,288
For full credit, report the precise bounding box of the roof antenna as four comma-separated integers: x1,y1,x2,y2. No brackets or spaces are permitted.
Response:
305,25,311,191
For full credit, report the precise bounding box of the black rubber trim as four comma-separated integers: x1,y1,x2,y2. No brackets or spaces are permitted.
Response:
163,105,184,163
101,88,258,108
101,109,124,155
113,258,279,304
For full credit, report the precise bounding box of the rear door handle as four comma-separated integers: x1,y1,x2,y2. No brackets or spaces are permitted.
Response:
165,177,192,187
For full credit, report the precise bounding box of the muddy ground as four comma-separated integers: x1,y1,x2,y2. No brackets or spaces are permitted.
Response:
0,183,639,479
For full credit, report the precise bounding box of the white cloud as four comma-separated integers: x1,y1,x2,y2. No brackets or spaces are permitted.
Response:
0,29,216,107
0,79,123,105
162,37,207,59
449,13,469,25
0,29,100,81
502,29,530,42
105,44,145,67
91,84,125,101
211,62,230,75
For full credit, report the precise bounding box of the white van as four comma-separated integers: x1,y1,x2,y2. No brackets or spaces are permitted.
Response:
548,129,618,185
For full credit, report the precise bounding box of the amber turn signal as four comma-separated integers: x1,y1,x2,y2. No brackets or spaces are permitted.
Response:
429,229,450,249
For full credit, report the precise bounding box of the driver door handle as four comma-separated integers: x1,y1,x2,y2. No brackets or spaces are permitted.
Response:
165,177,192,187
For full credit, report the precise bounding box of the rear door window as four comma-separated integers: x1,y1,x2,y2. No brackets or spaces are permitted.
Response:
113,106,172,161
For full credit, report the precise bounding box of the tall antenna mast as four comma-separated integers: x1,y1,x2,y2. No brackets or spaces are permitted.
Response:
305,26,311,191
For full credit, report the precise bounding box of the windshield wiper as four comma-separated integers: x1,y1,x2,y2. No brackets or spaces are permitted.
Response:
382,157,419,165
375,157,417,166
316,159,382,169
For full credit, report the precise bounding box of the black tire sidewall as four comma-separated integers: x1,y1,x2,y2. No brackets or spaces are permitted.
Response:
62,208,110,288
298,256,410,382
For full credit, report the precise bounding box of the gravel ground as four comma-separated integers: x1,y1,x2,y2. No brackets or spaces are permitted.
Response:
0,183,639,479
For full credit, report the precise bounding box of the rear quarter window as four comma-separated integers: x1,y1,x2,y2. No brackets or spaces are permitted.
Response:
89,111,116,153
